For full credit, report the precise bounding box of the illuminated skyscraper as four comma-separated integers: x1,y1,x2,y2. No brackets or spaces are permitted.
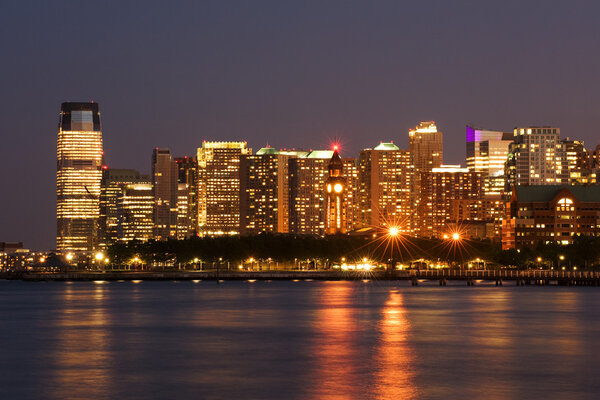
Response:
325,148,346,234
197,141,251,235
358,143,413,233
99,168,151,248
289,150,333,235
176,183,190,239
152,148,178,240
582,144,600,183
559,138,589,184
505,126,562,189
240,147,293,234
416,165,484,238
342,158,360,232
56,102,103,252
465,125,513,196
175,157,198,236
117,183,154,242
464,126,513,238
409,121,443,173
409,121,443,226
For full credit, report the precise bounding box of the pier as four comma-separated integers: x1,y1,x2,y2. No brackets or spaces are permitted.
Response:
2,269,600,285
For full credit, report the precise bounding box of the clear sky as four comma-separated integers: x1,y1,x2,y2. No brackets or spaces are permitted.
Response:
1,0,600,250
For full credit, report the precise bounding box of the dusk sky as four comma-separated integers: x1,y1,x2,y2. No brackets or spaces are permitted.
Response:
1,0,600,250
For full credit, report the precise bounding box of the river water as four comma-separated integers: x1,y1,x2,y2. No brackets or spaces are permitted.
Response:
1,280,599,399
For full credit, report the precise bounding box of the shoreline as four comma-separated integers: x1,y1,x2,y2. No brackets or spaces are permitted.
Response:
0,270,392,282
1,269,600,286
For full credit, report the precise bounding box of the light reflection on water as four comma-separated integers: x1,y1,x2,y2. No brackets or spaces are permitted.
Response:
51,284,111,399
375,290,417,399
308,283,361,399
1,281,600,399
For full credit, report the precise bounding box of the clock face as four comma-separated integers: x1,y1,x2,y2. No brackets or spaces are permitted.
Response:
334,183,343,193
327,184,332,193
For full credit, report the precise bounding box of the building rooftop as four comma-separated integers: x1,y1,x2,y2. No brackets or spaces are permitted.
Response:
305,150,334,159
373,142,400,151
432,165,468,173
515,185,600,203
256,147,279,155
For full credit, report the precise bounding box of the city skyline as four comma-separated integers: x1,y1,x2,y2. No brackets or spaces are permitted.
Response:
50,101,599,254
25,106,600,251
3,1,600,249
3,4,600,399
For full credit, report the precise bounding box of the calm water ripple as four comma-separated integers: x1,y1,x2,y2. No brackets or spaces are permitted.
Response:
1,280,599,399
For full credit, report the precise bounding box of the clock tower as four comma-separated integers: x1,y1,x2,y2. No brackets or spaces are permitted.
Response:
325,147,346,234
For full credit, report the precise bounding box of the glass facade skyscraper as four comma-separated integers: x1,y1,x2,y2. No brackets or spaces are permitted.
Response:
56,102,104,252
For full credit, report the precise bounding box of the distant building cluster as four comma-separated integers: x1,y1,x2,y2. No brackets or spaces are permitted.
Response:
55,102,600,254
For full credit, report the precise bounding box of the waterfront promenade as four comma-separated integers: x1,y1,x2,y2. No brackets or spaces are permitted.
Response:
2,269,600,285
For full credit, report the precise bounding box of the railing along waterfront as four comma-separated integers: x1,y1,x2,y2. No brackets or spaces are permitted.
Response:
2,269,600,284
408,269,600,283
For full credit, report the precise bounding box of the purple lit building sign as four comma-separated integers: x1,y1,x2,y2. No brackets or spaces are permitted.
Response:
466,125,481,143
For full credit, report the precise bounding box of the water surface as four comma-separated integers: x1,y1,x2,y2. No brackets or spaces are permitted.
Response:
1,280,599,399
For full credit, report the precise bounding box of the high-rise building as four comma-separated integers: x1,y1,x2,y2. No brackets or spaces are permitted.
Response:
465,126,514,239
240,147,293,234
342,158,360,233
289,150,332,235
325,148,347,234
176,183,189,240
505,126,562,190
56,102,103,252
465,125,513,196
358,143,413,233
409,121,443,173
175,157,198,236
589,144,600,169
99,168,151,248
289,150,357,235
197,141,251,235
581,144,600,183
409,121,443,230
559,138,589,184
152,148,178,240
117,183,154,242
416,165,484,238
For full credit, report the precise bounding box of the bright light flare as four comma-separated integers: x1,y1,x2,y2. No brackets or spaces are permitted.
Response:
435,223,472,262
388,227,400,237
